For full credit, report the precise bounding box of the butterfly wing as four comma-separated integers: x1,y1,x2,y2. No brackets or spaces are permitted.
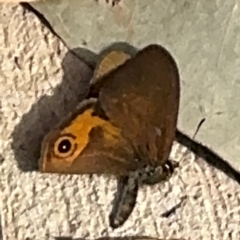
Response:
88,50,132,99
40,50,137,176
39,99,138,175
97,44,180,166
92,50,132,84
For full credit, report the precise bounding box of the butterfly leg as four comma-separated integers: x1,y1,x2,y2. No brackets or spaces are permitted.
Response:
141,159,179,185
109,172,139,229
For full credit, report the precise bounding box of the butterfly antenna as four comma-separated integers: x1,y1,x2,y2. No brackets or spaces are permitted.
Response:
192,118,205,140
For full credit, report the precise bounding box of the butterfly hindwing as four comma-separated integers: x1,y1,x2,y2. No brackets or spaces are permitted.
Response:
97,44,180,166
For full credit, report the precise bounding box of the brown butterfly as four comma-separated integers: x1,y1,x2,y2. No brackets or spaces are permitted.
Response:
39,44,180,228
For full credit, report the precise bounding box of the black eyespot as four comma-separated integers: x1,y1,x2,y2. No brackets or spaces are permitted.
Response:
57,139,72,153
54,134,76,158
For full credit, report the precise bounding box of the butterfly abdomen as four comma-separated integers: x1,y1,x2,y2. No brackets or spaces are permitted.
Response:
109,173,139,228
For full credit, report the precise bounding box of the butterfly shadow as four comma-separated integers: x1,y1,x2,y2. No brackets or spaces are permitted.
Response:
10,41,137,172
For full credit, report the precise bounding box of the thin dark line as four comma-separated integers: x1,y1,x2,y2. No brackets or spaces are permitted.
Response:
161,196,187,218
192,118,205,139
20,3,58,38
20,3,92,68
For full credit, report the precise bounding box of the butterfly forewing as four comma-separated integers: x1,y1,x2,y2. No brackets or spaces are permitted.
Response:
39,50,138,176
39,99,138,175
